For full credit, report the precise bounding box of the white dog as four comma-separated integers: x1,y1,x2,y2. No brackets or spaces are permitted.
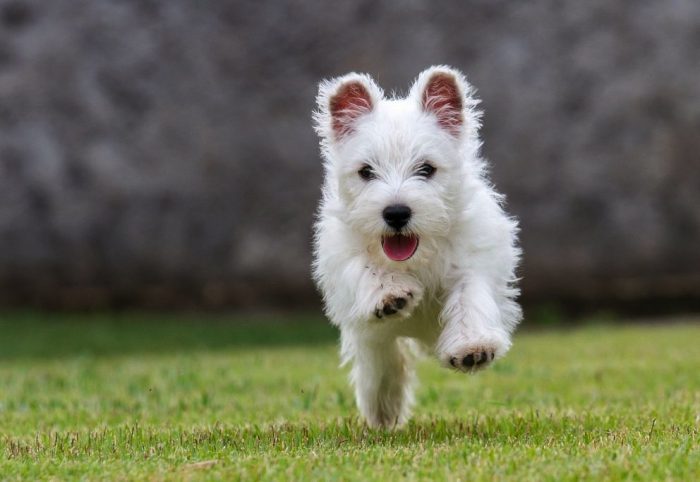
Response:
312,66,521,428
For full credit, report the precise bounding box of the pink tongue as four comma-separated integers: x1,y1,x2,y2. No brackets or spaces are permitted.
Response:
382,235,419,261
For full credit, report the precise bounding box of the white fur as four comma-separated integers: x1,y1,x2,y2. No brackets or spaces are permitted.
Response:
312,66,522,428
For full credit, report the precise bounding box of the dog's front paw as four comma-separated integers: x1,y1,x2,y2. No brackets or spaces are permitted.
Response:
372,278,423,320
374,290,414,319
438,331,510,373
448,346,496,372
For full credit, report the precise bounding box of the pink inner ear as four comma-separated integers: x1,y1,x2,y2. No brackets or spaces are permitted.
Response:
330,82,373,139
422,73,463,136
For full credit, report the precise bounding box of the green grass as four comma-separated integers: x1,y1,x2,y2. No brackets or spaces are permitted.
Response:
0,312,698,480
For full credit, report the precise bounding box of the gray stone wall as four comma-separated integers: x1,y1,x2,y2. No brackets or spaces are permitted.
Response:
0,0,698,308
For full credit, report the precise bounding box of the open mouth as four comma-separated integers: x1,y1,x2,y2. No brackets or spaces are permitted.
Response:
381,234,419,261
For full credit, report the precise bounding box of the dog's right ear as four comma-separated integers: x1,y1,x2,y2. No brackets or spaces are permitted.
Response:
314,73,383,142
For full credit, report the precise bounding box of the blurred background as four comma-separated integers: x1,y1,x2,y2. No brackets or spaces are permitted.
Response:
1,0,699,317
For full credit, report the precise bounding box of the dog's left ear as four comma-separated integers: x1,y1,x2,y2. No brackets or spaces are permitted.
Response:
410,66,480,139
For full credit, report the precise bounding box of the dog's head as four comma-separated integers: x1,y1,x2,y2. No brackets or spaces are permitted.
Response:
314,66,482,262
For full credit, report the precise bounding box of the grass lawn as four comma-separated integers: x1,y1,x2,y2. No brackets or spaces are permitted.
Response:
0,312,698,480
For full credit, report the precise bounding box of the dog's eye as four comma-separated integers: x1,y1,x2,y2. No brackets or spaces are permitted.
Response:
417,162,436,178
358,165,375,181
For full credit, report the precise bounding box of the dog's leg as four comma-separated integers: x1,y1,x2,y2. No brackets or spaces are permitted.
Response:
342,330,415,428
320,255,423,426
436,276,512,372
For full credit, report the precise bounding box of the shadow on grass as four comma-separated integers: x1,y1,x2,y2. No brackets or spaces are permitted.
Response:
0,311,337,361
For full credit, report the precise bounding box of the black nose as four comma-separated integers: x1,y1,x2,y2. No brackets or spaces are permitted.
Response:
382,204,412,230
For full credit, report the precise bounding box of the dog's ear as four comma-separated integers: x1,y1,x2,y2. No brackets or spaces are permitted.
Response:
411,66,480,138
314,73,383,142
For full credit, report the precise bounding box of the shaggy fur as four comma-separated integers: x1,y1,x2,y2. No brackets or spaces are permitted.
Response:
312,66,522,428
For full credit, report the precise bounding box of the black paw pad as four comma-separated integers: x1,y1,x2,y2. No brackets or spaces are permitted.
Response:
453,350,495,370
376,296,407,318
463,354,476,367
476,351,490,365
